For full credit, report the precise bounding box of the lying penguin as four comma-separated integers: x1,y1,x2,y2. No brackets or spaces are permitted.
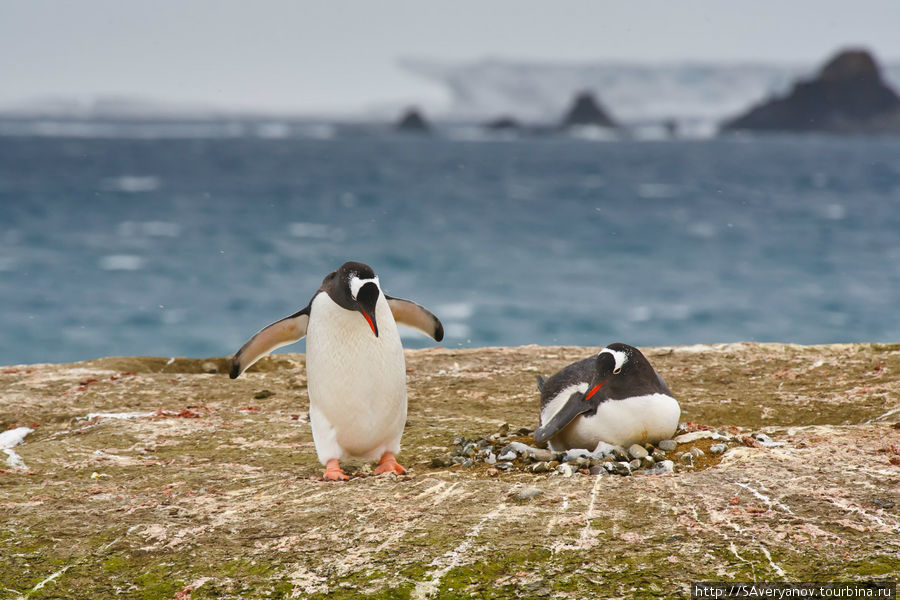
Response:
533,343,680,451
230,261,443,481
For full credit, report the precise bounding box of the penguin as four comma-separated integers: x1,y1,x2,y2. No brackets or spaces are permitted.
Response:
229,261,443,481
533,343,679,451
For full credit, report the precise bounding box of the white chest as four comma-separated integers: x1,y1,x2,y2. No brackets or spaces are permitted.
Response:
305,292,407,454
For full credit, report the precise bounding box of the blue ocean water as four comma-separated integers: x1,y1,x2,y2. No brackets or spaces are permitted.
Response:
1,128,899,366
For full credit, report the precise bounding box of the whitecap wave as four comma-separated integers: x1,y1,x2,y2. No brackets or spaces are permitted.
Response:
99,254,144,270
102,175,161,193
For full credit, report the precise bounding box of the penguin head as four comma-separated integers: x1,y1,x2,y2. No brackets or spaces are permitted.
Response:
324,261,381,336
586,343,667,400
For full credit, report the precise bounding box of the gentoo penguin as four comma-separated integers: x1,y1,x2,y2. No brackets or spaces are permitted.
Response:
533,343,680,451
229,261,443,481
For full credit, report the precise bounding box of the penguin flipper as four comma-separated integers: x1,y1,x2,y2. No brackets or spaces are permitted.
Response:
230,306,310,379
536,375,546,392
385,296,444,341
533,390,592,445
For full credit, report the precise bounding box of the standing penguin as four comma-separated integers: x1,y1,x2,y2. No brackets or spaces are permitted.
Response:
533,343,680,451
229,261,443,481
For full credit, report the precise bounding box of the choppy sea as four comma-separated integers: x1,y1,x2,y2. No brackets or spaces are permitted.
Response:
1,125,899,366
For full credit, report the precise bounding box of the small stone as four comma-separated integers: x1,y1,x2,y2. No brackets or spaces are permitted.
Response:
679,452,694,464
516,426,532,435
487,467,500,477
484,452,497,465
709,443,728,455
461,458,473,467
452,436,465,446
558,464,574,477
515,487,542,500
201,361,219,374
498,451,516,461
628,444,649,460
547,461,560,470
752,433,785,447
591,441,626,458
629,458,642,470
617,462,633,476
651,450,667,461
656,460,675,473
253,389,274,400
497,423,510,435
872,498,895,509
610,448,629,462
641,456,655,469
589,465,605,476
496,462,513,471
430,454,454,468
529,461,551,473
658,439,677,452
689,447,705,458
562,448,593,462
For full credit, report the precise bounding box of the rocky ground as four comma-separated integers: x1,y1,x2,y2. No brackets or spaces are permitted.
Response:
1,343,899,599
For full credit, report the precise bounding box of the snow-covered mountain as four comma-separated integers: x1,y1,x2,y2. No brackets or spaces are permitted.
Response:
400,58,900,127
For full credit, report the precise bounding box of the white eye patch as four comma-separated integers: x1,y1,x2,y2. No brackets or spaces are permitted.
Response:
349,275,380,299
599,347,628,373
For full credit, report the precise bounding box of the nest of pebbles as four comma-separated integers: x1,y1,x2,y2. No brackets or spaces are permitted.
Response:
430,423,780,477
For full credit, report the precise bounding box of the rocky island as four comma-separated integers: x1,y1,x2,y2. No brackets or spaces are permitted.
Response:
560,91,618,129
1,343,898,598
722,49,900,134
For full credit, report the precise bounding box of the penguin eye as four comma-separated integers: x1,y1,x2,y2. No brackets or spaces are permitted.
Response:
613,367,622,375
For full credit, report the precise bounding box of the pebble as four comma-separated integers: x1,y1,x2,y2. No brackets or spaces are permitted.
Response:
515,487,542,500
628,444,649,460
431,454,454,468
752,433,786,447
201,361,219,374
654,460,675,474
672,430,731,444
435,424,736,478
658,439,677,452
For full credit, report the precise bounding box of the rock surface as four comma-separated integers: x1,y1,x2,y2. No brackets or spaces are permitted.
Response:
723,48,900,133
1,342,899,598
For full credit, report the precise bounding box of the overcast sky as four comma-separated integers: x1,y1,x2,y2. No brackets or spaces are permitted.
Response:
2,0,900,115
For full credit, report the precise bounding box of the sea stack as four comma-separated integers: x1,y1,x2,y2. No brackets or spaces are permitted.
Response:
395,108,431,133
722,48,900,133
560,91,617,128
484,115,521,131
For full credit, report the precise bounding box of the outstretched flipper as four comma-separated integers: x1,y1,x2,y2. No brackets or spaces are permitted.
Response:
230,306,310,378
533,390,593,445
386,296,444,341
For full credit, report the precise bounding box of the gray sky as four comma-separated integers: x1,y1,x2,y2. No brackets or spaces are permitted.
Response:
3,0,900,115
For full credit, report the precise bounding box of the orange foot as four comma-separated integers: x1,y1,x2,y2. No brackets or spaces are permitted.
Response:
323,458,349,482
374,452,406,476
